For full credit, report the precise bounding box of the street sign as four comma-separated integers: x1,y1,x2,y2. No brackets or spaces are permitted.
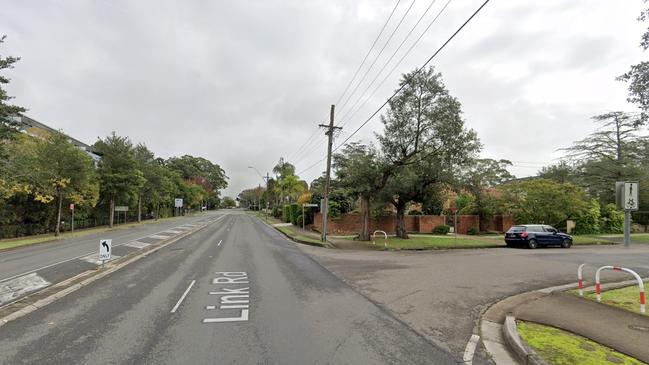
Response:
99,239,112,261
174,198,184,208
624,182,639,211
303,203,318,207
115,206,129,212
69,203,75,211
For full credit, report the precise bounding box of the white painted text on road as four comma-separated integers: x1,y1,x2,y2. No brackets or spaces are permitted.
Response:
203,272,250,323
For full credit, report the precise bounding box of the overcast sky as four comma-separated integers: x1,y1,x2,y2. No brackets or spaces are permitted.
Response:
2,0,647,197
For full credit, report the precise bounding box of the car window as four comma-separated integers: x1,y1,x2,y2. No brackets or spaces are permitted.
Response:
529,226,544,232
508,226,525,232
544,226,557,233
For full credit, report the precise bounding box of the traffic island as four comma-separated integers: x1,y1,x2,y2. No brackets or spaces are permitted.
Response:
481,284,649,365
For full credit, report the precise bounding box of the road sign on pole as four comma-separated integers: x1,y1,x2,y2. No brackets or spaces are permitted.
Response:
174,198,183,208
99,239,112,262
616,181,640,248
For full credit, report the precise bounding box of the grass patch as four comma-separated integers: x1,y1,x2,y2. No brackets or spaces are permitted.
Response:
359,235,502,249
518,321,645,365
276,226,324,246
572,234,649,245
575,282,649,316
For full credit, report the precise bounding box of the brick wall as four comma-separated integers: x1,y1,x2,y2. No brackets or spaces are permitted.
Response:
313,213,513,235
313,213,447,234
457,215,479,235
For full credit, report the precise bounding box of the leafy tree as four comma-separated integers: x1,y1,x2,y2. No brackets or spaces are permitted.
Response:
166,155,228,193
33,131,99,235
618,5,649,121
574,199,601,235
601,203,624,233
538,161,576,184
377,66,480,238
0,35,25,146
562,112,647,204
221,196,236,208
500,179,588,228
333,142,386,240
459,159,514,230
94,133,145,227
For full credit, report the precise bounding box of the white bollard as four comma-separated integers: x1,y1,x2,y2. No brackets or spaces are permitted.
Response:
578,264,586,297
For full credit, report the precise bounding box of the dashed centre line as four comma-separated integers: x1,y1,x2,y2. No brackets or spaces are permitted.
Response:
170,280,196,313
217,240,222,247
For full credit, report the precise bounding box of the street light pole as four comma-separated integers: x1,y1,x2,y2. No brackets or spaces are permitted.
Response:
248,166,270,221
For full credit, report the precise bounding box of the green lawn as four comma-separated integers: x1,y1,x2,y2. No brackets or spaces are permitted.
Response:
518,321,645,365
577,282,649,316
573,233,649,245
359,234,503,249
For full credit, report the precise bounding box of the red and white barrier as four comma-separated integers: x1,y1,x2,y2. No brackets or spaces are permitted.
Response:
578,264,586,297
595,265,645,314
372,230,388,248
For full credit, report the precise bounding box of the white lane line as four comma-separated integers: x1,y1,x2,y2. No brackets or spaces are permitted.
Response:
170,280,196,313
217,240,222,247
0,215,227,284
463,334,480,365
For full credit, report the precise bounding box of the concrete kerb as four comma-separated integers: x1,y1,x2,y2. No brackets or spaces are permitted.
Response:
480,278,649,365
253,215,333,248
0,218,218,328
502,316,548,365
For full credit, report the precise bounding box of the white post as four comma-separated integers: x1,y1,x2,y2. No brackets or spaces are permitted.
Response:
578,264,585,296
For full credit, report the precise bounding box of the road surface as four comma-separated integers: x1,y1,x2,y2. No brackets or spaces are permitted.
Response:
0,211,459,364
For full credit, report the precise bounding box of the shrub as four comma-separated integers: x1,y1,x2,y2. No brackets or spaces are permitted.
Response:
282,205,291,223
293,213,302,226
433,224,450,234
601,203,624,233
467,227,478,235
290,203,300,225
408,210,422,215
328,200,341,219
574,199,600,235
272,206,281,218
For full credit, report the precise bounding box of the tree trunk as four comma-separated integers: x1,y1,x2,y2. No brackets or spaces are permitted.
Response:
395,200,408,239
109,196,115,228
359,196,370,241
138,194,142,223
55,191,63,237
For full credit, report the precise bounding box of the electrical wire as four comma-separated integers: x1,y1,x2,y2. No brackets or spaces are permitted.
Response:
333,0,492,156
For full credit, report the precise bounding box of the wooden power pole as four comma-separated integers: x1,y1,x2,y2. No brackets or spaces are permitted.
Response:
319,105,341,242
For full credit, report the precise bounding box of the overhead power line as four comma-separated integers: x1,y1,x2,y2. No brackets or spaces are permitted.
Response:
333,0,492,155
338,0,453,127
287,0,403,164
336,0,417,118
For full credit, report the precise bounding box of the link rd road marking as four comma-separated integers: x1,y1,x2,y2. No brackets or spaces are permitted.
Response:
203,272,250,323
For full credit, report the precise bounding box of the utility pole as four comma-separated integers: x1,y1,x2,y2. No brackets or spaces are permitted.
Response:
319,105,341,242
265,172,270,221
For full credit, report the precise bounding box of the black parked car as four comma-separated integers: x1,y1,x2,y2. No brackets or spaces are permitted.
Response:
504,224,572,249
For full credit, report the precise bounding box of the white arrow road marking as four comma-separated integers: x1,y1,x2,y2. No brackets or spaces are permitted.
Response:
0,273,51,306
217,240,222,247
171,280,196,313
463,334,480,365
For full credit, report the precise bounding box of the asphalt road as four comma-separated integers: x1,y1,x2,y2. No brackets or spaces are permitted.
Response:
300,240,649,364
0,211,459,365
0,213,222,307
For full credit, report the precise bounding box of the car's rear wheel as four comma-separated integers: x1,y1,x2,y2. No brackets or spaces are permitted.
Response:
506,241,514,248
561,239,572,248
527,239,538,249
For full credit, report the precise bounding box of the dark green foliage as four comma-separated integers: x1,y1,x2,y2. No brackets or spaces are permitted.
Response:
433,224,450,235
573,199,600,235
408,210,422,215
328,200,341,219
0,35,26,146
601,203,624,233
282,205,291,223
290,203,300,225
467,227,478,235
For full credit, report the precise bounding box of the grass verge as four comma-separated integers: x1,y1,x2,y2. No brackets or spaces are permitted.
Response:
573,233,649,245
276,226,325,246
352,235,503,249
518,321,645,365
573,282,649,316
